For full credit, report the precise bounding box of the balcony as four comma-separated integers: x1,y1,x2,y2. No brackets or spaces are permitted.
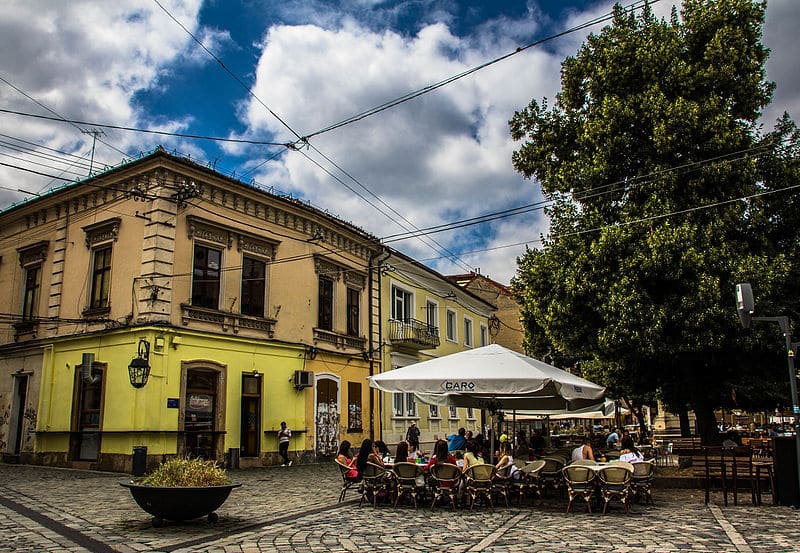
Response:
313,328,366,351
180,304,276,337
388,319,440,350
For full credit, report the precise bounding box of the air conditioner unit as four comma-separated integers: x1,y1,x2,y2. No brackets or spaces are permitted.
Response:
293,370,313,389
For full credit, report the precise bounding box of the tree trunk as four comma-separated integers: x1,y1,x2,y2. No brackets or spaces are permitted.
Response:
692,402,720,445
678,409,691,437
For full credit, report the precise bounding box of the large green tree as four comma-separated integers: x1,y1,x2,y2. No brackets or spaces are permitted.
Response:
509,0,797,443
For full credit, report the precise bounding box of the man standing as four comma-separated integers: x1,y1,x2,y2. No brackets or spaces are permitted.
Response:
278,421,292,466
406,422,420,451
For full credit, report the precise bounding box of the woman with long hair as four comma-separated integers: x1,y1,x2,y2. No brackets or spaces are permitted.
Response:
425,439,457,469
337,440,359,479
619,436,644,463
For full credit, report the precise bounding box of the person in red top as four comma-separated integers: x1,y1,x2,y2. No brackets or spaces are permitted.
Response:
426,439,457,470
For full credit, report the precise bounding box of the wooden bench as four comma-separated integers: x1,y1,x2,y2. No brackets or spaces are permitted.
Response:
670,437,701,456
692,446,756,506
692,447,729,505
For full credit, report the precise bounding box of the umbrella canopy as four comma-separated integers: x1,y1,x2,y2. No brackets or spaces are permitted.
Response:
513,399,624,420
369,344,606,413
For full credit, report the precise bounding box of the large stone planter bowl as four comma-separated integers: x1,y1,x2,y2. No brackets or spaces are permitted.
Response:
120,481,242,526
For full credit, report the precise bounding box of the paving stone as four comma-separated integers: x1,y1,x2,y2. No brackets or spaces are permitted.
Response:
1,463,799,552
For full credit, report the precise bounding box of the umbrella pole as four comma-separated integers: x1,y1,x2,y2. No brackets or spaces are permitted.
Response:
489,413,494,465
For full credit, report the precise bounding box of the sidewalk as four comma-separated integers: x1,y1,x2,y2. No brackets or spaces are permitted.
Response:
1,462,799,552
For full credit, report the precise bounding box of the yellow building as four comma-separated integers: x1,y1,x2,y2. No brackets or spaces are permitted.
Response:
0,147,382,471
446,272,524,353
375,250,496,451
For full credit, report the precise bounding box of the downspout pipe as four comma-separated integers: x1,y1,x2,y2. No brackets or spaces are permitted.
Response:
368,246,391,441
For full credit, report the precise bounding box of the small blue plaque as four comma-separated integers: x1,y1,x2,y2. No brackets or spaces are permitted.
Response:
167,398,179,409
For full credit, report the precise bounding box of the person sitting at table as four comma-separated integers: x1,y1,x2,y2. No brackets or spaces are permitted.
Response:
355,438,385,477
571,435,595,462
618,436,644,463
395,440,417,464
426,439,458,470
374,440,390,460
462,439,485,472
337,440,359,480
606,428,620,449
448,427,467,451
495,441,522,480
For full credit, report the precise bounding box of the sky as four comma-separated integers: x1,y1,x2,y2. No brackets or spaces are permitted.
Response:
0,0,797,285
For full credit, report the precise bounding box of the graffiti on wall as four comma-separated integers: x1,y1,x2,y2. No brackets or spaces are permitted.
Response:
23,407,37,447
315,400,340,456
0,407,8,451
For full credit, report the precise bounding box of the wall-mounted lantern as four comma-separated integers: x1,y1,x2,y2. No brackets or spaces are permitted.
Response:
128,339,151,388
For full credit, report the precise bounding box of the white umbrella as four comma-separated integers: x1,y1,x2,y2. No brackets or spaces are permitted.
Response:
515,399,622,420
369,344,606,412
369,344,606,458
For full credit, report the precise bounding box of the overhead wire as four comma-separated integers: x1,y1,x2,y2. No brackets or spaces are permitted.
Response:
151,0,479,274
0,108,290,147
301,0,659,141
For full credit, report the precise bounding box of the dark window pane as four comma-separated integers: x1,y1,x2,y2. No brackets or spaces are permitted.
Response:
346,287,359,336
318,277,333,330
241,256,266,317
90,246,112,309
22,266,40,320
192,244,221,309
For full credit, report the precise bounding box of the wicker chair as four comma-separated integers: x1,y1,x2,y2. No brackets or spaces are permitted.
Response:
429,463,462,510
359,462,395,507
539,457,566,497
597,463,633,514
563,465,596,513
463,464,497,511
392,462,426,509
631,461,655,504
508,459,545,506
334,459,361,503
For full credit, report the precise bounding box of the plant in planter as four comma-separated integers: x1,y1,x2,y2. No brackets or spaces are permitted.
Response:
120,457,241,527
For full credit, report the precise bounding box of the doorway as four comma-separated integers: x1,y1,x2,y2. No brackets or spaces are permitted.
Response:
315,376,339,456
184,369,217,459
240,374,261,457
8,374,28,456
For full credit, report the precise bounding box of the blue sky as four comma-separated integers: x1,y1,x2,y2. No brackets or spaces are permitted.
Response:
1,0,798,284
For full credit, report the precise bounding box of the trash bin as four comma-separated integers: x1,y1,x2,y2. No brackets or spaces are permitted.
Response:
772,436,799,506
132,446,147,477
227,447,240,469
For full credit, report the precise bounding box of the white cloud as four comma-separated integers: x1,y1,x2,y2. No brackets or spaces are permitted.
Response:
0,0,203,202
238,19,562,284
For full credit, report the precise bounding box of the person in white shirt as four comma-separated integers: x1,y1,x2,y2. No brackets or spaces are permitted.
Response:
571,435,595,462
278,421,292,466
618,436,644,463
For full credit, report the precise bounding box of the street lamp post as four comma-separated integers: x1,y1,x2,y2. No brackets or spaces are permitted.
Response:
736,283,800,504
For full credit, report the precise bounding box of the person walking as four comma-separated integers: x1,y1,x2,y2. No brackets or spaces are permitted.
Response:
278,421,292,466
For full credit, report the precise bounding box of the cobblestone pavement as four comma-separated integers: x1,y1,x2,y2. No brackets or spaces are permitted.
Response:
1,462,799,553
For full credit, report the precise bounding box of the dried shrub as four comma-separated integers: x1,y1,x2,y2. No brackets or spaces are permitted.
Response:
140,457,231,487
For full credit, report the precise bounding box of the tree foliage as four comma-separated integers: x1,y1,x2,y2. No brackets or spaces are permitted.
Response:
509,0,798,442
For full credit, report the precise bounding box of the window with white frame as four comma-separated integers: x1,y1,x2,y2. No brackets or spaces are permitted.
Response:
393,392,416,417
426,300,438,330
446,309,457,342
392,285,413,322
464,317,473,347
467,407,475,420
448,406,458,419
429,404,440,419
480,323,488,346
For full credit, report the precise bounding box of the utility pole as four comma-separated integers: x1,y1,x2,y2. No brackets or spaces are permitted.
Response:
81,129,104,176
